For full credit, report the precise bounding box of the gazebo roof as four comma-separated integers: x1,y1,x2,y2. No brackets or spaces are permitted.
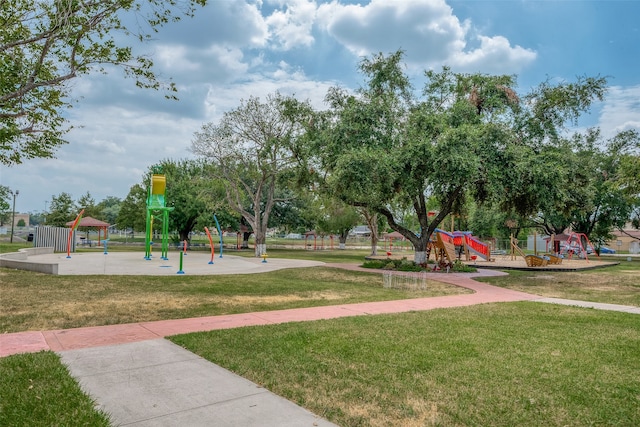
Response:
66,216,110,228
384,231,405,239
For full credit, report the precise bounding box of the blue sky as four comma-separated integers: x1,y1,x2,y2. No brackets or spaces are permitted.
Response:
2,0,639,213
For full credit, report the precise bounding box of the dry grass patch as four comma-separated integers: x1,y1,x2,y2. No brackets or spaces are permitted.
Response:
0,266,468,332
219,291,348,307
479,262,640,306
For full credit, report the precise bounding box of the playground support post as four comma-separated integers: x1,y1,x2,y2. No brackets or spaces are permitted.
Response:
161,210,170,260
144,213,153,260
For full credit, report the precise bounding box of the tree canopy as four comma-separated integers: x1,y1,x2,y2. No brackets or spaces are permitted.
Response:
191,93,313,256
0,185,11,225
1,0,206,165
311,51,610,263
45,191,76,226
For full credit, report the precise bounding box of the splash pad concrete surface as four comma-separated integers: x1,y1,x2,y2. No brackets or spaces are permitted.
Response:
8,250,325,275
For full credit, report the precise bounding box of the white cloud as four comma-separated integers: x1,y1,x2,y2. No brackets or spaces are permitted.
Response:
205,45,250,78
202,66,336,124
598,85,640,138
155,45,201,72
85,139,126,155
317,0,536,74
450,35,537,74
266,0,317,49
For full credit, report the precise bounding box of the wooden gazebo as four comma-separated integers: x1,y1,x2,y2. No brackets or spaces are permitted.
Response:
66,216,110,245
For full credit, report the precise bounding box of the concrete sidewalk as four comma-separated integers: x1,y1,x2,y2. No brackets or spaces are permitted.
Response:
59,339,337,427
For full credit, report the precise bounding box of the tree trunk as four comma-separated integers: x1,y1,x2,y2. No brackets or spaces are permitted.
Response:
361,209,380,256
414,251,427,264
255,243,267,256
370,232,379,256
338,231,348,250
254,230,266,257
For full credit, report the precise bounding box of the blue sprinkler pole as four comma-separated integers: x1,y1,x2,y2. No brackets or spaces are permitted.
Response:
214,214,223,258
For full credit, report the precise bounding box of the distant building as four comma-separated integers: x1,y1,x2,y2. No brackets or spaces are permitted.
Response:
607,229,640,254
9,213,30,227
349,225,371,237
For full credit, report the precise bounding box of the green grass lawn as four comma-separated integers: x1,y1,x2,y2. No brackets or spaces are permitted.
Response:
0,351,111,426
2,245,638,426
171,302,640,426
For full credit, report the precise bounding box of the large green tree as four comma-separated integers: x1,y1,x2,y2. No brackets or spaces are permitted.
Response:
313,51,607,264
96,196,122,224
45,192,76,226
116,184,146,233
1,0,206,165
0,185,11,225
77,192,99,218
191,93,312,257
305,196,361,250
530,129,640,245
615,130,640,234
158,159,211,242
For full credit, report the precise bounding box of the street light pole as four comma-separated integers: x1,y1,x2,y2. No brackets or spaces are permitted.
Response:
10,189,19,243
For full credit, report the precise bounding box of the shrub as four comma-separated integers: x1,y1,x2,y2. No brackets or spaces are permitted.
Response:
362,260,387,269
362,257,477,273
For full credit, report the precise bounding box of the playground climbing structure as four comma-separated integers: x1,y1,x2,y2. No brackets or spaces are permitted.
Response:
145,168,174,260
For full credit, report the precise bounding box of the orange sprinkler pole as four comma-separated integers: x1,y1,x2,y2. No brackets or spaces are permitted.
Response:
66,209,85,258
204,227,215,264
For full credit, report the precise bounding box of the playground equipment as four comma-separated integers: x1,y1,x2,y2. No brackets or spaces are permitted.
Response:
145,168,174,260
433,232,456,269
559,232,600,262
430,230,492,267
510,236,548,267
541,235,562,264
204,227,215,264
462,233,491,261
66,209,84,258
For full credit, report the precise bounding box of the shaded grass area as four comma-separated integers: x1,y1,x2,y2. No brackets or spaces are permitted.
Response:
0,351,110,426
0,267,467,333
171,302,640,427
478,259,640,306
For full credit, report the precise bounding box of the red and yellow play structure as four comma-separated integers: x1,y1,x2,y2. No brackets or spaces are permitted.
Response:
428,229,491,269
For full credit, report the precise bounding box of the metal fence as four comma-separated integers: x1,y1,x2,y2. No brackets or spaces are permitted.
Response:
382,271,430,291
34,225,74,253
